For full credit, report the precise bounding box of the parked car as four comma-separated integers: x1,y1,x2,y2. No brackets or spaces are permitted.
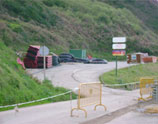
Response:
89,58,108,64
75,58,90,63
59,53,76,63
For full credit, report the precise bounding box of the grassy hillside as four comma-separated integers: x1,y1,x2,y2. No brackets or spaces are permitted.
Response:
0,0,158,109
0,0,158,59
0,40,76,109
100,62,158,85
100,0,158,34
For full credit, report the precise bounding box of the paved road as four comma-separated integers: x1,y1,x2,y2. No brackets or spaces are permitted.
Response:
0,62,157,124
26,62,131,89
106,111,158,124
0,89,139,124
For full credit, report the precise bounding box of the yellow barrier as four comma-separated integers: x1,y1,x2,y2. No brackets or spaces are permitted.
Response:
71,83,106,118
138,78,154,101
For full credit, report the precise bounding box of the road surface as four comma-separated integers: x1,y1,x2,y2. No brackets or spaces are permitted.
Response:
26,62,131,89
0,62,157,124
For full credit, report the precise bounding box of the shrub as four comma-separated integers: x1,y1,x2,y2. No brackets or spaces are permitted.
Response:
2,0,57,26
8,23,22,33
43,0,67,8
98,16,110,24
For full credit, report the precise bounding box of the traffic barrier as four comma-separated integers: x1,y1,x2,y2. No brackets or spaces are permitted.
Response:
71,83,106,118
138,78,154,101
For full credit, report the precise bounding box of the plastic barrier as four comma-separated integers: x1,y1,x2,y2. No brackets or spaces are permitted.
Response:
138,78,154,101
71,83,106,117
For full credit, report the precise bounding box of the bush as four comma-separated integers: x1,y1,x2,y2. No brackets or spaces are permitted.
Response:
43,0,67,8
8,22,22,33
2,30,12,46
2,0,57,26
98,16,110,24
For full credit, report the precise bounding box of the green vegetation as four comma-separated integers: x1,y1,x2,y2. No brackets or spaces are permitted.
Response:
0,0,158,57
0,41,76,111
2,0,58,26
8,22,22,33
100,63,158,85
0,91,74,111
101,0,158,34
43,0,67,8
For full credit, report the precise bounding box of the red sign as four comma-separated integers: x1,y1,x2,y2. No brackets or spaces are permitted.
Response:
112,50,126,56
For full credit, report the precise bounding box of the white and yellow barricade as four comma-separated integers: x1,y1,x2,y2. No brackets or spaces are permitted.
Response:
71,83,106,118
138,78,154,101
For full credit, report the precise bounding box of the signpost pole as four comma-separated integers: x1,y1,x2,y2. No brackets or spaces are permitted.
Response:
116,56,118,77
39,46,49,81
112,37,126,78
43,46,46,80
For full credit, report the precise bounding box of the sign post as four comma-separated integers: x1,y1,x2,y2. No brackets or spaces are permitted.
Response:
112,37,126,78
43,47,46,80
39,46,49,80
116,56,118,77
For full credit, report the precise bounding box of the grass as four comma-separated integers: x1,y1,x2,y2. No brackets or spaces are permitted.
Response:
0,41,77,111
8,22,22,33
102,0,158,34
0,91,76,111
100,62,158,85
2,0,58,27
0,0,158,60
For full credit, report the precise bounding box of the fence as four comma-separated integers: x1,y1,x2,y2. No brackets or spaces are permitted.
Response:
0,91,72,109
138,78,154,101
71,83,106,118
